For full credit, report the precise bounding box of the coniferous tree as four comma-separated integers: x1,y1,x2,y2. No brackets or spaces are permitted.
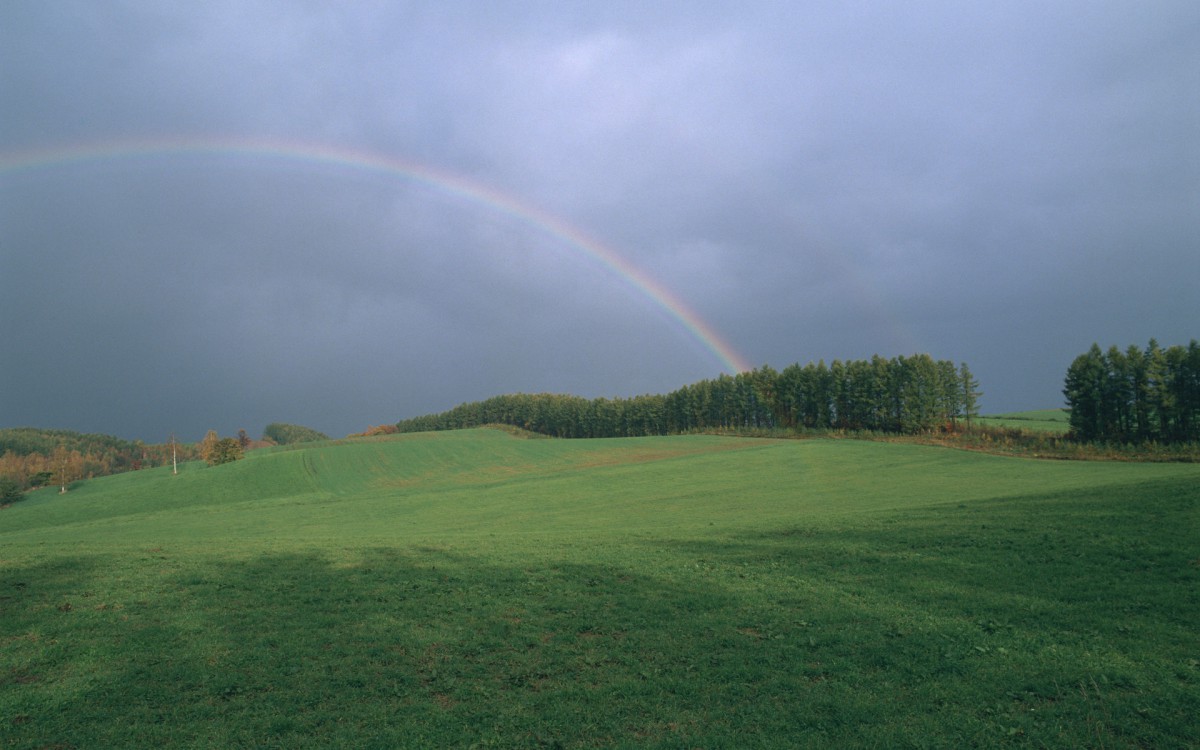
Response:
1064,344,1105,441
393,353,983,439
959,363,982,426
1125,345,1151,441
1064,339,1199,443
1173,341,1200,441
1103,346,1132,440
1146,339,1171,438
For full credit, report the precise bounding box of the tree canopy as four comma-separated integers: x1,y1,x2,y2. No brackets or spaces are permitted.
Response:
206,437,245,466
262,423,331,445
0,427,195,491
1064,339,1200,443
394,354,981,439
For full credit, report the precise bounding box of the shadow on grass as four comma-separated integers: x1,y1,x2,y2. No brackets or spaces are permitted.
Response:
3,475,1197,749
3,545,830,749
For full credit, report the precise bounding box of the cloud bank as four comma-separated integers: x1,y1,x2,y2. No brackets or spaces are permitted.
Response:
2,1,1197,439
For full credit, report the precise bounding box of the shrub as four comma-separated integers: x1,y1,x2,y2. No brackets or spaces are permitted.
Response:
206,438,244,466
0,476,23,504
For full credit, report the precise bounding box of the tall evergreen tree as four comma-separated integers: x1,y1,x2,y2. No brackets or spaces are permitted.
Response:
1146,339,1171,438
393,353,982,440
959,362,982,426
1125,345,1150,440
1064,344,1106,441
1063,339,1199,444
1103,346,1132,440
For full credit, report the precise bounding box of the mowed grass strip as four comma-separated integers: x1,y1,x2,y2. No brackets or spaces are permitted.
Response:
2,429,1198,748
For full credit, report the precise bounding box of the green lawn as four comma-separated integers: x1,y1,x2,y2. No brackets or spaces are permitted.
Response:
976,408,1070,434
2,429,1198,747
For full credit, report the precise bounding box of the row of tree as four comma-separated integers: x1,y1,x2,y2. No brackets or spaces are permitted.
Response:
0,428,199,493
394,354,982,439
0,444,87,496
1063,339,1200,443
0,422,328,496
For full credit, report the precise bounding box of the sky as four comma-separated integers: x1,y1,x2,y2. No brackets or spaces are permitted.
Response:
2,1,1198,442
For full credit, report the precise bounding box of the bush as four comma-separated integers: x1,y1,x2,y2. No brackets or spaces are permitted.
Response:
0,476,23,504
206,438,245,466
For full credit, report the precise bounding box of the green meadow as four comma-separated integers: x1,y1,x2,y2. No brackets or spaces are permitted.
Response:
2,429,1198,748
976,409,1071,434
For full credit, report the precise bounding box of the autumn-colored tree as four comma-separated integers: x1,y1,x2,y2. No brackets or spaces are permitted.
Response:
207,438,244,466
51,444,83,493
198,430,244,466
0,428,198,489
198,430,220,464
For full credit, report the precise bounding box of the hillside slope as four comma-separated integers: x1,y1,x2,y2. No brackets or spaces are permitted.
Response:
5,428,1196,548
3,429,1199,747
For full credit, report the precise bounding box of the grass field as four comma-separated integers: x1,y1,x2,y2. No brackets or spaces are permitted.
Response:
2,429,1198,747
976,409,1071,434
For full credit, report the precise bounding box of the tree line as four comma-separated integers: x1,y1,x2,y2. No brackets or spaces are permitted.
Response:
1063,339,1200,443
0,428,192,494
393,354,982,439
0,422,329,499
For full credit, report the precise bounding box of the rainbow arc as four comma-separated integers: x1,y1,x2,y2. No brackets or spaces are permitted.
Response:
1,136,752,374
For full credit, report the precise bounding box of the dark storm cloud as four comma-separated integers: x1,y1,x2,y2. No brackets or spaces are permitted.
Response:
2,1,1197,440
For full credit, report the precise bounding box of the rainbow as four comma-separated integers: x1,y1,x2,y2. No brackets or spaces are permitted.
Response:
0,136,752,374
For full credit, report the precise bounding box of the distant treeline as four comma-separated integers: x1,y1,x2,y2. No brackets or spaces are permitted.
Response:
393,354,981,438
1064,340,1200,443
262,422,330,445
0,423,330,495
0,428,198,492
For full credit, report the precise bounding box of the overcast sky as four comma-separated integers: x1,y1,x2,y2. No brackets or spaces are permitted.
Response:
3,1,1198,441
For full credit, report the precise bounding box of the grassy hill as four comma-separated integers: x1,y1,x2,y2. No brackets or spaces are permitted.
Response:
3,429,1198,747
